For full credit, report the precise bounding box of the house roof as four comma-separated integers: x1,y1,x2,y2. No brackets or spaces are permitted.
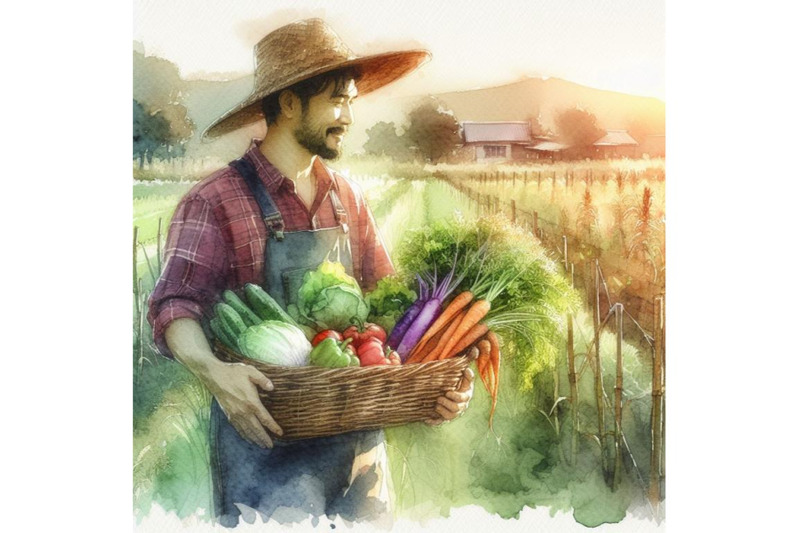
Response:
462,121,532,144
526,141,569,152
594,130,639,146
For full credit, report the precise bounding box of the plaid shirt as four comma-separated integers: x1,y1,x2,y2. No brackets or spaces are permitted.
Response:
148,140,395,358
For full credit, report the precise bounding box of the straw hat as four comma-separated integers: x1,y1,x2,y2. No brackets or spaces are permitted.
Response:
203,18,431,139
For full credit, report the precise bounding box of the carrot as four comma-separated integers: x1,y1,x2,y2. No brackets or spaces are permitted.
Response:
422,308,470,362
404,320,449,364
475,339,492,392
441,322,489,360
406,307,466,363
434,299,491,360
407,291,473,358
486,331,501,428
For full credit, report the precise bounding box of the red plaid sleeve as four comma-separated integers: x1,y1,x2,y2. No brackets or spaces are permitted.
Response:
147,192,231,358
334,174,395,290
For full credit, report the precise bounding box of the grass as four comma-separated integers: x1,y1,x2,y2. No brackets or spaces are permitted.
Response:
131,158,662,527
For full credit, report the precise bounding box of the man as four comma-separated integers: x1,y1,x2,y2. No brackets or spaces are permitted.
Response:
147,18,474,527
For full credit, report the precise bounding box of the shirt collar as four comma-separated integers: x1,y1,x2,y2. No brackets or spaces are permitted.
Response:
243,139,336,194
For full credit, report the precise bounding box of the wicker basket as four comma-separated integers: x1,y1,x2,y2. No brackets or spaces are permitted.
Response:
213,341,476,440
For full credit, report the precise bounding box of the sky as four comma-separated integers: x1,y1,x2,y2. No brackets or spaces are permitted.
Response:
133,0,664,101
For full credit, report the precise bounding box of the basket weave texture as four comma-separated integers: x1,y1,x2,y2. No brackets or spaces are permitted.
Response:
214,342,475,440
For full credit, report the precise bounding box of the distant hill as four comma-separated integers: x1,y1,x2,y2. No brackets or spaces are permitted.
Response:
416,77,665,138
346,77,664,152
136,51,664,160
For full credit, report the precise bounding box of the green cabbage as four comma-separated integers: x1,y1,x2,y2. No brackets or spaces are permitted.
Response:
237,320,311,366
296,261,369,331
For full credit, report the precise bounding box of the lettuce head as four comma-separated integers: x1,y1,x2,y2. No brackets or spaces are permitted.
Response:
297,261,369,331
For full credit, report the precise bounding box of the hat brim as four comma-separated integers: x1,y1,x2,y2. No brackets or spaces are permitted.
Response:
203,49,431,140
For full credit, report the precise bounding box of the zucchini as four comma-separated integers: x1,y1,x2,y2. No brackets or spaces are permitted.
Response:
222,289,261,327
209,317,238,350
244,283,297,325
215,302,248,337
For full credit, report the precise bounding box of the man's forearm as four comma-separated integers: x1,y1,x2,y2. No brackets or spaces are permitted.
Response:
164,318,226,392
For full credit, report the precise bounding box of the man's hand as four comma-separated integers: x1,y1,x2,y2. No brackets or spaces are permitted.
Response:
206,362,284,449
425,367,475,426
165,318,283,448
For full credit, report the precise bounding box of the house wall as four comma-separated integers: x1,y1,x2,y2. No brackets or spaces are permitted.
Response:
510,144,529,161
595,145,637,159
476,143,512,162
529,150,564,162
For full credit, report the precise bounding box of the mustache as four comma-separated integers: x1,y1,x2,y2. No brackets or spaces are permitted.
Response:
327,127,347,136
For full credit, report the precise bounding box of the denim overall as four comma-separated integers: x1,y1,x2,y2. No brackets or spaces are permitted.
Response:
210,158,387,527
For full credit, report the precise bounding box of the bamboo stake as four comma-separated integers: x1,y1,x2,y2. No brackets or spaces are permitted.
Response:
133,226,140,316
157,217,163,275
563,235,569,270
511,199,517,223
593,260,610,484
140,243,157,286
613,303,624,490
567,313,579,465
660,295,666,490
136,278,145,384
533,212,539,236
553,351,566,464
649,296,665,506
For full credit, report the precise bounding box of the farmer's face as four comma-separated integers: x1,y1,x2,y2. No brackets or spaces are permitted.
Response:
294,79,358,161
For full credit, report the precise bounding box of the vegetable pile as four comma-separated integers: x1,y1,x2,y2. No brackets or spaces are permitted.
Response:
208,262,403,369
207,219,576,430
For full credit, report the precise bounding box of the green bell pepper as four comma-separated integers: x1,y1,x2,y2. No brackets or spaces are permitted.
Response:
310,337,356,368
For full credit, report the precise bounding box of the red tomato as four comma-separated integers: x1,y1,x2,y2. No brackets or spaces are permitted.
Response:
311,330,343,347
343,323,387,348
357,337,389,366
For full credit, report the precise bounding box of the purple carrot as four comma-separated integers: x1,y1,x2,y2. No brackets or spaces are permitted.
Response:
397,299,442,360
387,276,429,350
388,301,425,352
396,260,462,361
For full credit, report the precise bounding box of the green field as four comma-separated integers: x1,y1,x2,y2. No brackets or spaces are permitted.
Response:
132,160,662,528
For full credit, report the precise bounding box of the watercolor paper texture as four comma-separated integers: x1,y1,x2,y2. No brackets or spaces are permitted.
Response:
133,1,665,531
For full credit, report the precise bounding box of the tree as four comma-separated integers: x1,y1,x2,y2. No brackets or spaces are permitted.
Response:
363,121,410,161
132,51,195,166
133,99,171,168
555,107,604,155
403,99,461,163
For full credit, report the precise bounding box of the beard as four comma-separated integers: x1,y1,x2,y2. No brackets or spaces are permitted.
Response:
294,113,344,161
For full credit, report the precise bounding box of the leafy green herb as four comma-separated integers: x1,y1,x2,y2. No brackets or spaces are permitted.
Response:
365,275,417,333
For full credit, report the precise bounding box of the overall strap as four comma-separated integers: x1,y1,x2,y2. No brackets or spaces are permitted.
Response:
230,158,286,241
328,176,349,234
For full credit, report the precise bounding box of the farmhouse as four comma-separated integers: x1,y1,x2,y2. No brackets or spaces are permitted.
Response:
459,122,661,162
593,130,639,159
461,121,534,162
